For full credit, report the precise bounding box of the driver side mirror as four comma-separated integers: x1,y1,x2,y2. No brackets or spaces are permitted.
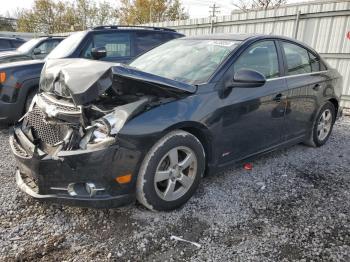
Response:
231,69,266,88
33,48,42,55
91,47,107,60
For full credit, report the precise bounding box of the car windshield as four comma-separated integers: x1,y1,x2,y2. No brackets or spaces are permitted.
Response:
130,39,240,84
47,31,86,59
17,38,42,53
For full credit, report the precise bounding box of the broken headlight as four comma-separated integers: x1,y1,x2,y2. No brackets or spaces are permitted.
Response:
92,119,111,142
80,98,149,149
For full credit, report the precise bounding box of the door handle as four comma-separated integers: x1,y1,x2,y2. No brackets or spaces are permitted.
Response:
273,93,286,102
313,83,320,91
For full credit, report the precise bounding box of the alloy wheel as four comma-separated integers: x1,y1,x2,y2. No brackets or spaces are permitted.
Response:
317,109,332,141
154,146,197,202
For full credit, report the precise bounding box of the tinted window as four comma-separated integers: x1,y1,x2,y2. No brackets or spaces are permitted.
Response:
282,42,312,75
82,33,131,58
234,41,279,79
309,52,321,72
11,40,25,48
135,32,175,54
0,39,11,49
36,39,61,54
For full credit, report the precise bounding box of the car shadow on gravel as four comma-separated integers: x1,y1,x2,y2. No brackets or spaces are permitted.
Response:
1,117,350,261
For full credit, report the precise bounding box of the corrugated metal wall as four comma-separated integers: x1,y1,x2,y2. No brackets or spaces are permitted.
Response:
146,0,350,108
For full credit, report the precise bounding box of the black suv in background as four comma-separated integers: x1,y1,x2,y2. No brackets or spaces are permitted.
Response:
0,36,64,64
0,26,184,123
0,37,26,52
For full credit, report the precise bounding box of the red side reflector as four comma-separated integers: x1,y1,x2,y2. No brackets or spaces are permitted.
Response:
243,163,253,170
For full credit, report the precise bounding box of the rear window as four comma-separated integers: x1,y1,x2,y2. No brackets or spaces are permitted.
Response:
11,40,25,48
309,52,321,72
135,32,178,55
0,39,11,49
282,42,312,75
82,33,132,58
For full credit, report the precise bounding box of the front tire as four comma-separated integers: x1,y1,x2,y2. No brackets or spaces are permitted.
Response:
305,101,335,147
136,130,205,211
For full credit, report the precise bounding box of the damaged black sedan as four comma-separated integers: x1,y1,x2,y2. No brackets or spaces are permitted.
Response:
10,34,342,211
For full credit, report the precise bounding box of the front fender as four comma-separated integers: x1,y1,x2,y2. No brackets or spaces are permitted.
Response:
118,92,220,167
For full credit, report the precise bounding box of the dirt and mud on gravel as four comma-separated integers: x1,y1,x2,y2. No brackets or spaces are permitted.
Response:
1,117,349,261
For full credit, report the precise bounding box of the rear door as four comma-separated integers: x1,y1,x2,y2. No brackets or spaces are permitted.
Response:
279,41,322,140
218,40,288,163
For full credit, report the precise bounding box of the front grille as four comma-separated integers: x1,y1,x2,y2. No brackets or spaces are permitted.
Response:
26,105,67,145
39,93,81,114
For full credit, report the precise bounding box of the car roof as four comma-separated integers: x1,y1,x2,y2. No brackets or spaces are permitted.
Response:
0,36,25,41
90,25,183,35
182,33,306,42
183,33,258,41
37,36,65,40
181,33,318,54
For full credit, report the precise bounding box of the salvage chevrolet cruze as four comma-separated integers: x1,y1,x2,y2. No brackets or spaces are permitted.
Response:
10,34,342,211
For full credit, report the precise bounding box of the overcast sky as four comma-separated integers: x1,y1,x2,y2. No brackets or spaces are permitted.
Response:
2,0,312,19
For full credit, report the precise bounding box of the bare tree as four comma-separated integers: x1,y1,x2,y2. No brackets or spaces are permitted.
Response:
232,0,287,12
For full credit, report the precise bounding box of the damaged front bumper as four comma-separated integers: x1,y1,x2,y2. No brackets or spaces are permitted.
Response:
10,126,141,208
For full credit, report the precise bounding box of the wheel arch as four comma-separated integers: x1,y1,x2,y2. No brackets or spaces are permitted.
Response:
163,121,214,169
328,97,339,122
20,79,39,114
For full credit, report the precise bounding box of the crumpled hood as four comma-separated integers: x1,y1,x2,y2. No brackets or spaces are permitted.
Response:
39,58,196,105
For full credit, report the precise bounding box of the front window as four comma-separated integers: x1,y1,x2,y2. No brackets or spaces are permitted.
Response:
234,41,280,79
36,40,61,55
17,38,42,53
130,39,240,84
47,31,87,59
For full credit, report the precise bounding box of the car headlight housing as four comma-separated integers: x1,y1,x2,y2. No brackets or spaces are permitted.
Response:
92,119,111,142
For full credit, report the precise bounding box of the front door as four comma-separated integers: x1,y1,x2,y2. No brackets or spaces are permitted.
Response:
218,40,288,164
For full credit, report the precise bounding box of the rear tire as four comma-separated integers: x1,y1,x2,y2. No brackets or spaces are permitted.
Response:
136,130,205,211
304,101,335,147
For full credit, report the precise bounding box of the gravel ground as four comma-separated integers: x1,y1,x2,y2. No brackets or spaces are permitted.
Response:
0,117,349,262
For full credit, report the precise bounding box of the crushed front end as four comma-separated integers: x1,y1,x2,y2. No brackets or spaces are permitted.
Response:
10,92,145,207
10,59,195,208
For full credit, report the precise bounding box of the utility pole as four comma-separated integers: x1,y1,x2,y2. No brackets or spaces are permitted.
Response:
209,3,220,18
209,3,220,34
